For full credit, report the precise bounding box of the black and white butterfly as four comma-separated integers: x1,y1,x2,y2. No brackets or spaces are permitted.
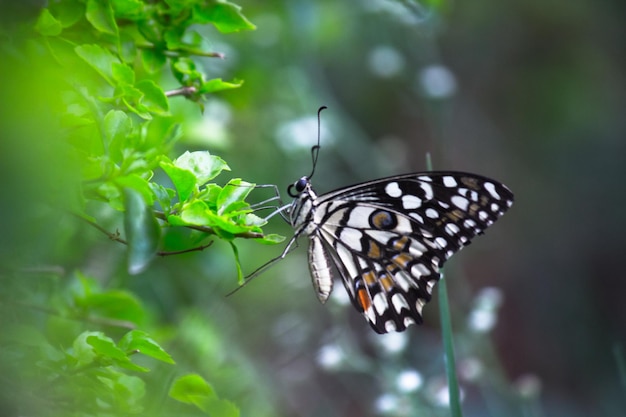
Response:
246,108,514,334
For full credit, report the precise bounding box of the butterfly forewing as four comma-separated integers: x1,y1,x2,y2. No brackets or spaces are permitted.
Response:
300,172,513,333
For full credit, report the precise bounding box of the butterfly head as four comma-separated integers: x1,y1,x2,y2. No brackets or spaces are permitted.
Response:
288,176,310,197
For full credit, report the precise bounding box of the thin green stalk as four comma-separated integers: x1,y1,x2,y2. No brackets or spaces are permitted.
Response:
439,274,463,417
426,152,463,417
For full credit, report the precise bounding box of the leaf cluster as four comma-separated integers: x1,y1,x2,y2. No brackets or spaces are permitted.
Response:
26,0,282,274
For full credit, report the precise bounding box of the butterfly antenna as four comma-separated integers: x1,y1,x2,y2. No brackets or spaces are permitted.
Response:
308,105,327,180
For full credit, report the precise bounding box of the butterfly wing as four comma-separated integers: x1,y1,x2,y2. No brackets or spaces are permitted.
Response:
311,171,514,333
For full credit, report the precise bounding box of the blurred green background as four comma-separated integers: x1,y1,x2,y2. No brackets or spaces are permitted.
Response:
1,0,625,416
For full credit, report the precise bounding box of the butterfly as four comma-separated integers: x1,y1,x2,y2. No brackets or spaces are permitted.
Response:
244,107,514,334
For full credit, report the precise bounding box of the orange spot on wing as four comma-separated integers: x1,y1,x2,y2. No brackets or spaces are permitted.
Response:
357,288,371,311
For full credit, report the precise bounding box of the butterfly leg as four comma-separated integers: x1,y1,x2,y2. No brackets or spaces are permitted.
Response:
248,184,291,222
226,232,302,296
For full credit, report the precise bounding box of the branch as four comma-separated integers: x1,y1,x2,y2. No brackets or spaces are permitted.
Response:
73,212,127,244
135,42,225,58
153,211,264,239
165,86,197,97
73,211,264,254
156,241,214,256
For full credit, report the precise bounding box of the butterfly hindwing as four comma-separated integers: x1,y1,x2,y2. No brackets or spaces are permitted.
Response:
304,172,513,333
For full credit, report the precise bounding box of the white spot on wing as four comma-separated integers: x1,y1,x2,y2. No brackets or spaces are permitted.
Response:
385,182,402,198
411,263,431,278
445,223,460,235
402,194,422,209
425,208,439,219
435,237,448,248
420,183,434,200
393,271,413,292
463,219,477,229
443,176,457,187
451,195,469,211
385,320,397,332
373,293,388,315
484,182,500,199
391,293,409,313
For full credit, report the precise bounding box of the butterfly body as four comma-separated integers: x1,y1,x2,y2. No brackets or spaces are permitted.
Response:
287,171,514,334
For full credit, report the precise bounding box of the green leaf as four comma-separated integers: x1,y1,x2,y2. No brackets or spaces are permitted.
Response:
160,161,197,202
86,333,148,372
49,0,84,28
77,290,145,325
115,175,154,205
197,183,222,209
86,0,119,36
199,78,243,94
217,179,254,215
179,200,211,226
35,9,63,36
141,49,167,73
194,2,256,33
75,44,120,85
170,373,214,397
169,374,216,410
119,330,175,364
163,27,185,51
111,0,145,19
87,333,127,361
136,79,169,115
169,373,239,416
121,85,153,119
243,212,266,227
254,233,286,245
112,374,145,412
204,211,250,235
104,110,132,152
123,187,160,274
112,62,135,85
174,151,230,186
150,182,175,212
229,241,243,284
204,398,240,417
73,331,99,366
172,56,196,75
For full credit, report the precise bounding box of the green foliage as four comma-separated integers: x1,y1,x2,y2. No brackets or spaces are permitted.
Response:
169,374,239,417
0,0,268,416
27,0,273,271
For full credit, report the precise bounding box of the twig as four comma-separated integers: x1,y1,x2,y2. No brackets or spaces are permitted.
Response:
135,42,225,58
73,213,127,244
156,241,214,256
165,86,197,97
